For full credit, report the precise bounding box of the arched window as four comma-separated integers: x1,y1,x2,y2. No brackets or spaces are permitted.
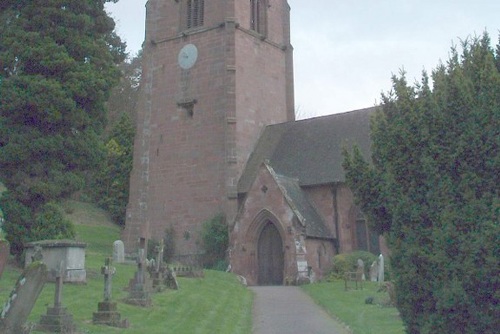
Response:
187,0,204,29
355,210,380,255
250,0,267,36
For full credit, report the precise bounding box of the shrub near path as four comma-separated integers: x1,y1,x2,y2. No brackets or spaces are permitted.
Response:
302,281,405,334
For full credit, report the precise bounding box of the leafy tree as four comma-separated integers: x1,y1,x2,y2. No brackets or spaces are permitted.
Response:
202,214,229,269
343,34,500,333
0,0,125,255
94,113,135,225
90,51,141,226
106,50,142,130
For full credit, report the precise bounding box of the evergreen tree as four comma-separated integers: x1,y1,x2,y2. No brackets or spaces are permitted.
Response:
93,51,141,226
94,113,135,225
343,34,500,333
0,0,126,255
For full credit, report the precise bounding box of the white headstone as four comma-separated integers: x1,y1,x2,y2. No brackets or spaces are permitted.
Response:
113,240,125,263
377,254,385,282
357,258,365,280
369,261,378,282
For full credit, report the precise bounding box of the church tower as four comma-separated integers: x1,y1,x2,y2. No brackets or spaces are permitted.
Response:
122,0,294,262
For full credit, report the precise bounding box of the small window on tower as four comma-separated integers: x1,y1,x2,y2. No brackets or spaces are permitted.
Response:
187,0,204,29
250,0,268,36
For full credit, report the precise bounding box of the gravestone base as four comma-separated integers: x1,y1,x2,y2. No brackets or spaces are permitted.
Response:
125,285,152,307
92,302,129,328
151,272,164,291
37,306,76,333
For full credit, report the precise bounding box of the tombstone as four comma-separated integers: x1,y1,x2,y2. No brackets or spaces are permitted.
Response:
24,240,87,283
0,262,47,334
150,240,164,291
93,258,129,328
163,268,179,290
357,258,365,281
112,240,125,263
369,260,378,282
36,261,76,333
125,238,152,306
377,254,385,282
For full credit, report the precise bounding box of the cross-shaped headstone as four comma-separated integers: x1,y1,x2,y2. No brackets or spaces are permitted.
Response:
54,261,65,308
101,257,116,302
136,237,146,285
155,239,164,272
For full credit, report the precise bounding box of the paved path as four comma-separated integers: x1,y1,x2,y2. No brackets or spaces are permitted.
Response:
251,286,350,334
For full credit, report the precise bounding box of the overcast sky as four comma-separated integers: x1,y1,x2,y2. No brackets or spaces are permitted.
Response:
106,0,500,119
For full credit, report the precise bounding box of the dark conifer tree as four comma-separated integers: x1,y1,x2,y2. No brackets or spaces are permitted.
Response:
0,0,126,255
344,34,500,333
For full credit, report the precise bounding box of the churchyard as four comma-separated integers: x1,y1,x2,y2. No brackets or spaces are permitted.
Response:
0,200,401,333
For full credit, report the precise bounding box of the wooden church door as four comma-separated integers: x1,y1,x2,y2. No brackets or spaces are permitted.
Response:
258,221,284,285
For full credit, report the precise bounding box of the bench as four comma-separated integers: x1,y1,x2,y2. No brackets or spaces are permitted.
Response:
343,271,363,290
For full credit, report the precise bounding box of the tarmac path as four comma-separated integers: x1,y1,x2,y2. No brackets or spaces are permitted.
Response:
251,286,351,334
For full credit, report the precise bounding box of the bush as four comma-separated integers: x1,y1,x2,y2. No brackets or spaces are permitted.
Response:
201,214,228,269
329,251,378,280
31,202,75,242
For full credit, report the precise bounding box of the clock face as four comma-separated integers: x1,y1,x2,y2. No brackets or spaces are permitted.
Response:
178,44,198,70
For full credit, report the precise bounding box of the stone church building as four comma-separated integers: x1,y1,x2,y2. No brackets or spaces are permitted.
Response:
123,0,383,285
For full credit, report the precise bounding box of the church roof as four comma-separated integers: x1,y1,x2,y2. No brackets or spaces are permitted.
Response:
267,165,333,239
238,107,376,194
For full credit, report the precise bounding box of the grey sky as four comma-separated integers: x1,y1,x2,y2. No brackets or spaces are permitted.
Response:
106,0,500,119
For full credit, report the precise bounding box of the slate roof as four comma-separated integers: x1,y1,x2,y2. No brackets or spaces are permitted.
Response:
238,107,376,194
267,165,333,239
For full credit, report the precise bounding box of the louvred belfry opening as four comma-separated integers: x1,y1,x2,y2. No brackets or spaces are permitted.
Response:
187,0,204,29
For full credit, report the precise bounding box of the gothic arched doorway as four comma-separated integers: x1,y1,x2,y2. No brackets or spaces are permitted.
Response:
258,221,284,285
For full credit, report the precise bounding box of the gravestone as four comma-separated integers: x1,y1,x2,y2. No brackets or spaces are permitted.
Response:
93,258,128,328
369,260,378,282
36,261,76,333
377,254,385,282
112,240,125,263
150,240,164,291
164,267,179,290
125,238,152,306
357,258,365,280
0,262,47,334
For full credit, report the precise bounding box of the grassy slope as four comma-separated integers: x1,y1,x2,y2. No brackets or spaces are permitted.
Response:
302,281,405,334
0,200,253,334
0,198,404,334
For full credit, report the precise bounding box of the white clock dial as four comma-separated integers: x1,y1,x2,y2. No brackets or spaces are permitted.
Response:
178,44,198,70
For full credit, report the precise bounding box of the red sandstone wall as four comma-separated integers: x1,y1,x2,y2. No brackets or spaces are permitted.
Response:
304,239,335,281
231,165,298,285
124,0,293,260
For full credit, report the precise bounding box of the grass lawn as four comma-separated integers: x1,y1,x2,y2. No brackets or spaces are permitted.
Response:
0,200,253,334
0,198,403,334
302,280,405,334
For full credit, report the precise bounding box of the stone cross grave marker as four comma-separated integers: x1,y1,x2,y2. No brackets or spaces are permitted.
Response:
37,261,76,333
151,239,164,290
155,239,164,272
93,257,129,328
102,257,115,301
125,237,151,306
54,261,64,307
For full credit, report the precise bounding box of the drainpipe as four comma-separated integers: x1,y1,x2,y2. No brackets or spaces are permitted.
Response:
332,183,340,254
